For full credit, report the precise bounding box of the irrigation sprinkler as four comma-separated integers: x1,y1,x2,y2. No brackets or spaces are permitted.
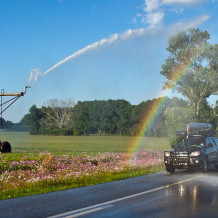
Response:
0,86,30,153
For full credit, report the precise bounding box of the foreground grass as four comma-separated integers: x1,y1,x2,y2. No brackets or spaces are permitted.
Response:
1,167,164,200
0,151,164,200
1,132,170,154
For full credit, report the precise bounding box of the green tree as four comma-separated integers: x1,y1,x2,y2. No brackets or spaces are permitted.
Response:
130,98,167,137
21,105,43,134
101,100,119,134
88,101,104,134
160,28,218,120
164,106,195,136
72,101,90,135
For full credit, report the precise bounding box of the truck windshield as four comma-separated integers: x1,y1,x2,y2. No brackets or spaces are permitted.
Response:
176,138,188,149
189,138,205,148
176,138,204,149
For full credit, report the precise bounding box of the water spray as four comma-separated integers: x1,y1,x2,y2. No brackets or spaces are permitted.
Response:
0,86,30,153
28,28,146,86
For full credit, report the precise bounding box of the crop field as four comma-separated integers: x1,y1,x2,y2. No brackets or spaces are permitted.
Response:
0,132,169,200
1,132,170,154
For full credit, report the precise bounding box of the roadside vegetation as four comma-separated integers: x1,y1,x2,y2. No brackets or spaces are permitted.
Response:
0,150,164,200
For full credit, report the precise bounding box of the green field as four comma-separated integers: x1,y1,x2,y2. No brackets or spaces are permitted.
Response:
1,132,170,154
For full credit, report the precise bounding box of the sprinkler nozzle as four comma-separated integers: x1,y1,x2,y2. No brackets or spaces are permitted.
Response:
23,86,31,95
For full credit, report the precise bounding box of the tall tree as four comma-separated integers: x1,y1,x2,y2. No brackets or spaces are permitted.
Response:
42,99,75,129
160,28,218,119
72,101,90,135
21,105,43,134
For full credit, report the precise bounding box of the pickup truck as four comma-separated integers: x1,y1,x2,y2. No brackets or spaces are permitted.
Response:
164,123,218,173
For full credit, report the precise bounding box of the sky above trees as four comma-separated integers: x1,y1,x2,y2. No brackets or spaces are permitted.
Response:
0,0,217,122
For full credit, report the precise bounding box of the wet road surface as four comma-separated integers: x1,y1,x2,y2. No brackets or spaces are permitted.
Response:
0,168,218,218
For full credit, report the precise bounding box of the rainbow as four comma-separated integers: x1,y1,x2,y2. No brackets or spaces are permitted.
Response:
128,46,203,153
128,96,169,152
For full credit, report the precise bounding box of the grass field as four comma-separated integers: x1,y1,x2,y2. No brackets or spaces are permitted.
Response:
1,132,170,154
0,132,169,200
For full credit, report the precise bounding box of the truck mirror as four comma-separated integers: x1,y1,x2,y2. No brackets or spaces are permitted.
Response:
171,145,175,148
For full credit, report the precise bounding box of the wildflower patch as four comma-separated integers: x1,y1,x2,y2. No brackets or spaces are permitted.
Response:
0,150,164,199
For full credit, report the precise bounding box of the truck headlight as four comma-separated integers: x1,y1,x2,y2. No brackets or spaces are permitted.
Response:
165,151,170,157
190,151,200,157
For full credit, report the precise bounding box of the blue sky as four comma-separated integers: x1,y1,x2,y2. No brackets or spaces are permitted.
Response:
0,0,217,122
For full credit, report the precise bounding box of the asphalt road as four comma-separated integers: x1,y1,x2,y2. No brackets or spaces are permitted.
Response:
0,168,218,218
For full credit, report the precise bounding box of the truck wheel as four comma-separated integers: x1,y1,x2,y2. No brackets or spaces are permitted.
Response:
201,158,208,173
215,164,218,169
0,141,11,153
166,165,175,174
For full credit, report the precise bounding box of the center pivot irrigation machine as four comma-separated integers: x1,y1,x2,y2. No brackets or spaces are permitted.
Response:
0,86,30,153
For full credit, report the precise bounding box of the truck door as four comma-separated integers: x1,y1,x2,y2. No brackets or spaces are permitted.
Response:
206,137,217,163
211,137,218,162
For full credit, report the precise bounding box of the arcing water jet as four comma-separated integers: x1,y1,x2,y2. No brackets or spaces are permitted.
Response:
28,28,146,86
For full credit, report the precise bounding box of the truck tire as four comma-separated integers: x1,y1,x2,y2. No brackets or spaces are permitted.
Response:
0,141,11,153
166,165,175,173
215,164,218,169
201,158,208,173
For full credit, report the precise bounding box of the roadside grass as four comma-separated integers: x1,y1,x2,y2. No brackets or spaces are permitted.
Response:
0,167,164,200
0,132,168,200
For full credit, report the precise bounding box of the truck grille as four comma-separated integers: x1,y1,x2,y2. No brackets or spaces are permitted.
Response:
172,152,188,157
172,158,189,166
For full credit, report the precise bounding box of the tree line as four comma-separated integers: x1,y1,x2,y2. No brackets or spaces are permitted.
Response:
0,118,26,132
20,97,217,137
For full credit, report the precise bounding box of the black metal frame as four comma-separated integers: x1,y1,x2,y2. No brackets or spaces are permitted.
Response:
0,89,25,131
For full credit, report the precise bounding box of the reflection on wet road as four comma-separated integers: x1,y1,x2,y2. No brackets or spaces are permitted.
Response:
80,169,218,218
167,181,217,210
0,169,218,218
163,172,218,218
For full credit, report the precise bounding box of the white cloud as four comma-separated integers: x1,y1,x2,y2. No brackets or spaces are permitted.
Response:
186,15,210,28
144,0,161,12
146,11,164,28
139,0,164,28
169,15,210,32
162,0,207,6
133,28,146,36
133,0,208,29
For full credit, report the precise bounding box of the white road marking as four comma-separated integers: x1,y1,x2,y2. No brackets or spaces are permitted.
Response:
48,175,202,218
64,205,113,218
